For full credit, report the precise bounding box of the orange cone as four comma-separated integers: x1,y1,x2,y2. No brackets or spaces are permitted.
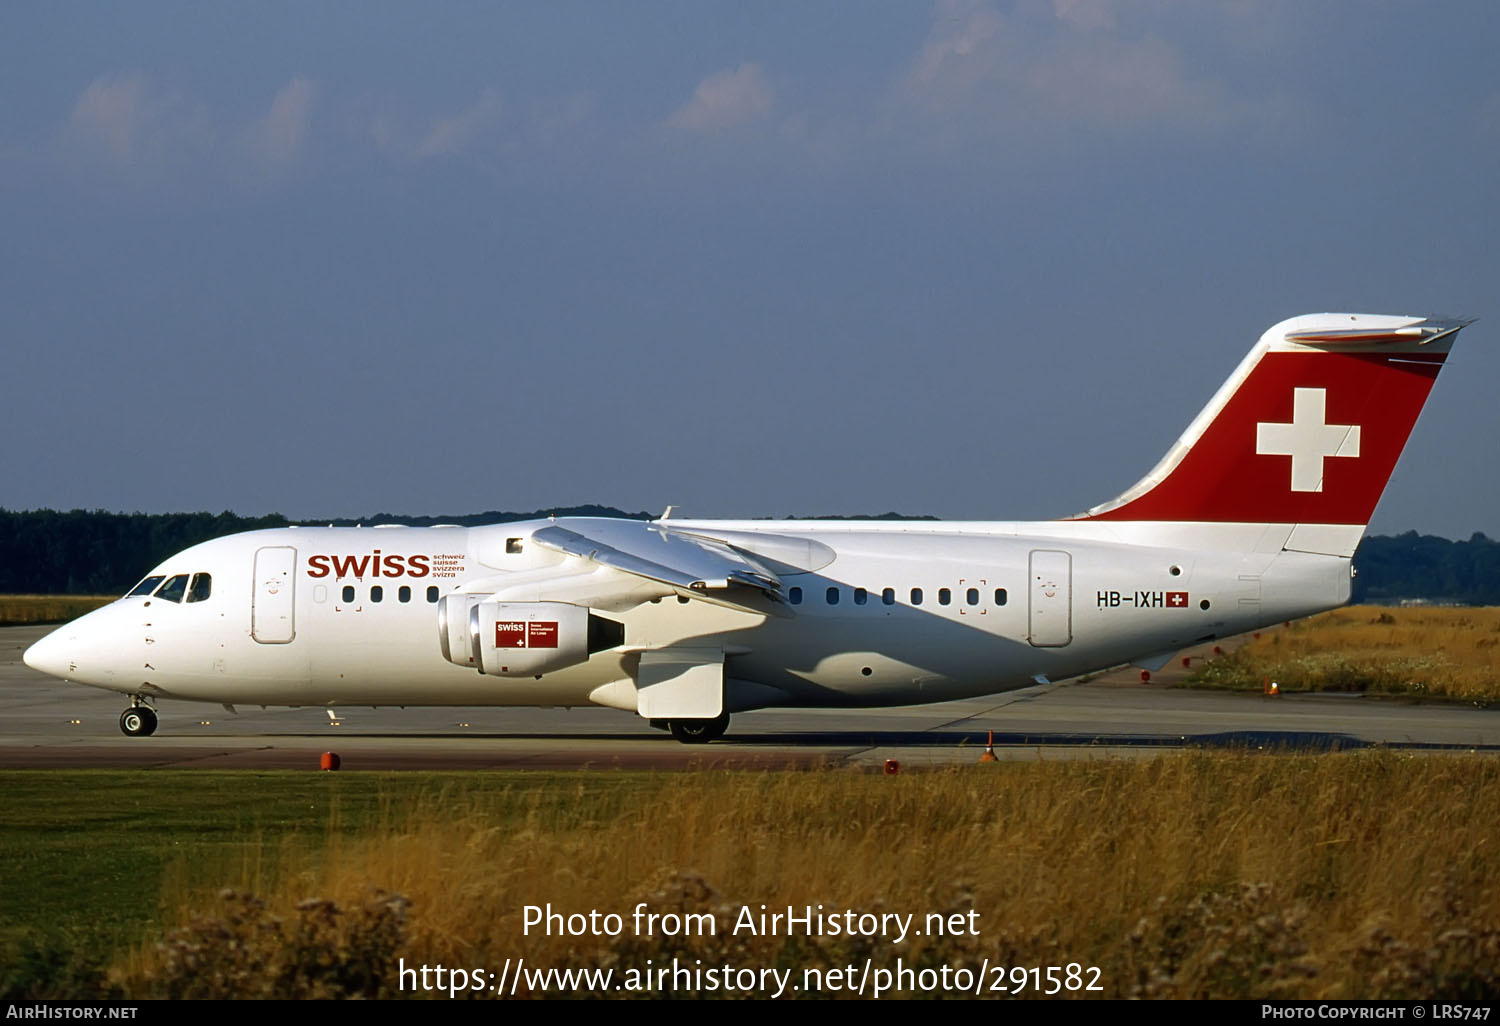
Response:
979,730,998,763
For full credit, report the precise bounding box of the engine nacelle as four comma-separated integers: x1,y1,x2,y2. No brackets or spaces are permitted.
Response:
438,597,623,677
472,600,588,677
437,594,481,668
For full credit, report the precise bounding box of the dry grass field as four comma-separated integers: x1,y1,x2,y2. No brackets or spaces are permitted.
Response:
1191,605,1500,703
0,595,112,626
116,755,1500,1000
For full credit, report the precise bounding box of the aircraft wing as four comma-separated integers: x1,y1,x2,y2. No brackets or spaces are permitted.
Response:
530,520,786,614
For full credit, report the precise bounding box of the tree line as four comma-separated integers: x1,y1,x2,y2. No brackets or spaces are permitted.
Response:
1,508,1495,604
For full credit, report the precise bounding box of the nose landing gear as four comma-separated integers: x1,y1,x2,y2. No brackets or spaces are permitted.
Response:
119,702,158,737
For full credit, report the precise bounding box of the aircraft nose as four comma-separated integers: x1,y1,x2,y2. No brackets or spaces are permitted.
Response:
23,627,74,679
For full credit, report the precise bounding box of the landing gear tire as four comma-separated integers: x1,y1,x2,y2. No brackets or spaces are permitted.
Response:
120,707,157,737
668,713,729,744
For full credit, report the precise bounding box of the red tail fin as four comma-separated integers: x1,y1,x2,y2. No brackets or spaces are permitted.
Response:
1079,313,1471,527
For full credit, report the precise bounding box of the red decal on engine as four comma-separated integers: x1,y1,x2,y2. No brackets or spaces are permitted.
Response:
527,621,559,648
495,621,527,648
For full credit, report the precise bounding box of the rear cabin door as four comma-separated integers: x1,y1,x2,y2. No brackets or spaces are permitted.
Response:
252,546,297,644
1027,549,1072,647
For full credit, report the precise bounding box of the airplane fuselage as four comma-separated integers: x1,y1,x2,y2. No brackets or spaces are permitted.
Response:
24,312,1469,741
34,518,1348,711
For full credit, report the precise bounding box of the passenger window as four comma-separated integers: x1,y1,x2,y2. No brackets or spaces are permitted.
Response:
399,586,411,603
882,588,895,605
966,588,979,606
426,586,439,603
789,586,802,605
370,585,383,603
186,573,212,603
155,574,190,603
854,588,868,606
911,588,923,605
826,587,840,605
128,575,165,597
995,588,1008,606
342,585,355,603
938,588,951,606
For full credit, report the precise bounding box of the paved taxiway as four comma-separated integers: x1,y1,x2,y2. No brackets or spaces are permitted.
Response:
3,624,1498,770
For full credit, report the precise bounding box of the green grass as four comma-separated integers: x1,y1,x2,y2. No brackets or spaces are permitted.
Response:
7,762,1500,999
1187,606,1500,702
0,769,667,995
0,771,410,996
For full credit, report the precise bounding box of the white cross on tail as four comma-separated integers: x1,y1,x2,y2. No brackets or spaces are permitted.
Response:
1255,387,1361,493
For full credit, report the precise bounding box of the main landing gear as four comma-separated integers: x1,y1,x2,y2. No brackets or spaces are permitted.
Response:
119,701,157,737
667,712,730,745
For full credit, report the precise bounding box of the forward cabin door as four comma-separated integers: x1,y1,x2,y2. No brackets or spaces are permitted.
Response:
1027,549,1072,647
252,546,297,644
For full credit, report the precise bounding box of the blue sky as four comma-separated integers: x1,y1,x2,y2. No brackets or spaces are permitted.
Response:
3,1,1497,537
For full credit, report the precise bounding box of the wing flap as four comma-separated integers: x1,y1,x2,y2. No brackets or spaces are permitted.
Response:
530,520,786,613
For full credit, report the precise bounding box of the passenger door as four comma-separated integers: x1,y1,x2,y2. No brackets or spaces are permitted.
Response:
252,546,297,644
1027,549,1072,647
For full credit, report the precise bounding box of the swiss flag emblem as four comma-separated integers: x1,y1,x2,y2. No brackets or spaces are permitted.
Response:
1085,349,1446,525
1167,592,1188,608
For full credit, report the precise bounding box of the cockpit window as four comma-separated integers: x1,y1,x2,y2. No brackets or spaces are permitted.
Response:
187,573,212,603
155,574,190,603
128,575,165,597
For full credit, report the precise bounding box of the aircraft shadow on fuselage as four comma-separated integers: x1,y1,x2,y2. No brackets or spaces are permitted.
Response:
639,566,1079,706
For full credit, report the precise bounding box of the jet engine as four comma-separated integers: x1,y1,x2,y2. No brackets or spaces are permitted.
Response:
437,596,623,677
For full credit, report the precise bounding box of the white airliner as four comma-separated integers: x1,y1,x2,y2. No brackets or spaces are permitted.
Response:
24,313,1472,742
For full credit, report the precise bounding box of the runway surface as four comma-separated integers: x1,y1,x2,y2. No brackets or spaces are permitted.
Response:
3,624,1498,770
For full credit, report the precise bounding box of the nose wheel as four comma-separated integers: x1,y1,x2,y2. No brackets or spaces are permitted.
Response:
119,706,158,737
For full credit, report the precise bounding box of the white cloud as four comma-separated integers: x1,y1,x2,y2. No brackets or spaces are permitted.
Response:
366,89,507,162
1051,0,1115,31
1025,32,1222,126
69,73,149,162
887,0,1270,147
64,72,214,173
417,89,504,158
246,77,317,168
902,0,1005,108
668,63,774,131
